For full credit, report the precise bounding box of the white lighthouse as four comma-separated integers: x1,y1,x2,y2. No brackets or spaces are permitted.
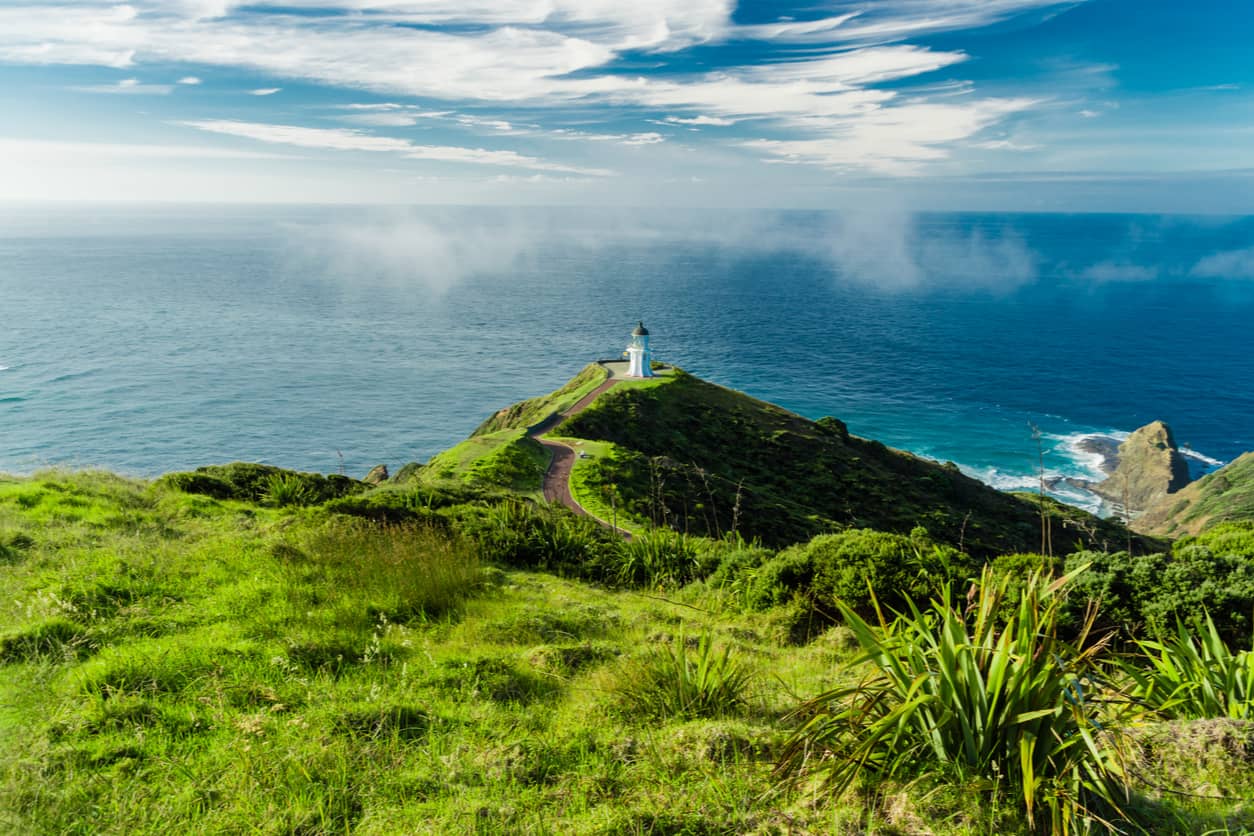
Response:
625,321,654,378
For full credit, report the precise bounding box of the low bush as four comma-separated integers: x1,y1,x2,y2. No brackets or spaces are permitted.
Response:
459,500,620,580
322,489,453,526
776,566,1132,834
159,462,365,505
1065,545,1254,644
743,546,815,611
740,527,969,620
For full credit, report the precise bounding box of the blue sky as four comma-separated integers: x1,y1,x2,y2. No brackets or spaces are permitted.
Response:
2,0,1253,209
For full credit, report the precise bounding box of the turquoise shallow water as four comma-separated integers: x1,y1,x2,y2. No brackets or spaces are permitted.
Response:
2,205,1252,512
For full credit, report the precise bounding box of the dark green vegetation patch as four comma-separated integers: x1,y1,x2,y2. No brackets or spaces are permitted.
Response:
157,461,366,506
558,370,1148,556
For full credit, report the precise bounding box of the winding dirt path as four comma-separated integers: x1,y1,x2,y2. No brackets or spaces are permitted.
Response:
529,375,624,531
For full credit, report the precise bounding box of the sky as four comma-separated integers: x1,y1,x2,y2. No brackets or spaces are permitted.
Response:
2,0,1253,210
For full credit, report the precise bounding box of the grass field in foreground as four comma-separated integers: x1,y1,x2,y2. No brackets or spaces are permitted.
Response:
1,470,1252,834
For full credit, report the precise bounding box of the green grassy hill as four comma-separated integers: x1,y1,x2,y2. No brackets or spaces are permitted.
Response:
1136,451,1254,537
413,428,550,495
539,368,1145,557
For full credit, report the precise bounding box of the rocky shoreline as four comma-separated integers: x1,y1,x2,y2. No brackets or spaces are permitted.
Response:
1059,421,1193,518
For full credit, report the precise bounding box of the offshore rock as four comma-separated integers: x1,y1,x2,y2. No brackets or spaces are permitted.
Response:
1090,421,1191,515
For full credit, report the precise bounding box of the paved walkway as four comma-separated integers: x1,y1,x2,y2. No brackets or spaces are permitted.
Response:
528,371,629,536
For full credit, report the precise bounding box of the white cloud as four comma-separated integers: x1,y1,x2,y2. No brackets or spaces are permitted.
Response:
550,128,665,145
663,115,736,126
745,98,1037,174
339,111,420,127
178,75,202,84
71,77,174,94
250,87,281,96
741,1,1072,44
1191,247,1254,280
971,139,1040,151
180,119,613,174
0,0,1079,180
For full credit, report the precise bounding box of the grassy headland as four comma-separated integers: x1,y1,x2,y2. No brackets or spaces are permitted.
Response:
3,366,1254,834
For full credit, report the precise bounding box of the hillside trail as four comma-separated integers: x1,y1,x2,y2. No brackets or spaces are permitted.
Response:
528,375,631,537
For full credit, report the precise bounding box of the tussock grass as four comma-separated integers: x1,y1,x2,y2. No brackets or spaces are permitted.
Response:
612,632,754,721
289,519,483,627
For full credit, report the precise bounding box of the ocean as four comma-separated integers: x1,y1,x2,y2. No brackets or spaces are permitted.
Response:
2,204,1252,514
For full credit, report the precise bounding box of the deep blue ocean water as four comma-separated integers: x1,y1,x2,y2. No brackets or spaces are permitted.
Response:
3,204,1253,513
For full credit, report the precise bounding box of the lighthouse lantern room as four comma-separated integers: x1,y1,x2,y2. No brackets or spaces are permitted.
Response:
625,321,654,378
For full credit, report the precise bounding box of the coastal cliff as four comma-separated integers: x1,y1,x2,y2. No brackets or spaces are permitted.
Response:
1135,450,1254,536
1088,420,1192,514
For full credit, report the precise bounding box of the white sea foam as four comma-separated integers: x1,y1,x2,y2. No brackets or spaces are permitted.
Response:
1180,448,1225,467
961,462,1106,514
1049,431,1129,481
0,364,9,372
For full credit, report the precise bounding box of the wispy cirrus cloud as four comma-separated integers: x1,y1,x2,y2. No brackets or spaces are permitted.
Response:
181,119,614,175
72,77,174,95
0,0,1088,180
663,115,736,127
744,98,1037,175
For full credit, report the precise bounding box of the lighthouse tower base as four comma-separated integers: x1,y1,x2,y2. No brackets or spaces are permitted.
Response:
626,346,653,378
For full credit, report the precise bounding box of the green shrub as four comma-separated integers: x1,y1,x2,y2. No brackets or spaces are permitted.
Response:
1065,546,1254,644
322,489,452,526
744,546,815,611
1186,520,1254,558
989,552,1063,623
776,566,1132,834
741,527,967,619
461,500,620,580
159,462,365,504
613,633,753,721
703,541,772,590
153,471,234,500
808,527,965,618
1124,613,1253,720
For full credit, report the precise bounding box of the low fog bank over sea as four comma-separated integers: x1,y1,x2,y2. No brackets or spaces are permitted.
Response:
2,204,1252,513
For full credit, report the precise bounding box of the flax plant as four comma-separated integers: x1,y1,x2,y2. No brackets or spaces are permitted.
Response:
614,632,752,720
776,566,1133,834
1124,613,1254,720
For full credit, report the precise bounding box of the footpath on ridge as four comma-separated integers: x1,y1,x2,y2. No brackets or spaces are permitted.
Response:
527,372,630,537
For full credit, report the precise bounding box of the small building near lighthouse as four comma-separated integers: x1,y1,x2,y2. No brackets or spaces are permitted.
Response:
625,321,653,378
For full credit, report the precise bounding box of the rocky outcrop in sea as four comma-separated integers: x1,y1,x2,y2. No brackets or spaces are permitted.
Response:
1074,421,1192,515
